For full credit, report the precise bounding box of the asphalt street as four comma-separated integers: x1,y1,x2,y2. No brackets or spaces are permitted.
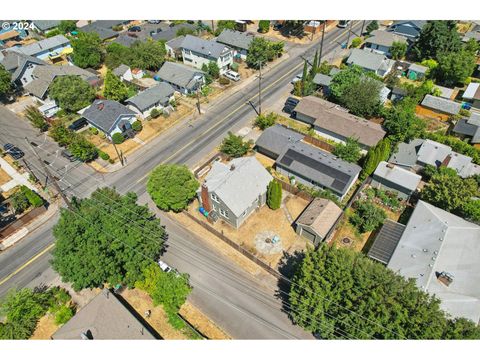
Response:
0,21,364,339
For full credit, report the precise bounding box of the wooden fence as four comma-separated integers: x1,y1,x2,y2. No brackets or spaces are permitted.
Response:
275,178,314,202
303,134,336,152
182,211,282,279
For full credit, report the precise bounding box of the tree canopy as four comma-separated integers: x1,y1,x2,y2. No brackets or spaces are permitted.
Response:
0,64,12,97
52,188,164,291
258,20,270,33
436,49,476,87
254,112,277,130
266,180,282,210
332,137,362,163
246,37,284,69
412,20,462,61
349,200,386,233
329,65,364,102
339,76,382,118
103,69,129,102
220,132,251,158
58,20,77,34
147,164,199,212
289,246,480,339
71,32,104,69
390,41,407,60
383,98,425,143
48,75,95,112
129,39,167,71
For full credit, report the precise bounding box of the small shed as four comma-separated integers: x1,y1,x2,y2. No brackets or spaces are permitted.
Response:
407,63,428,80
295,198,343,245
371,161,422,199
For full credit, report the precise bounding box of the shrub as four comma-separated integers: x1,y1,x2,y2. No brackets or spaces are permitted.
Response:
230,62,239,72
21,186,43,208
255,112,277,130
220,132,251,157
111,133,125,144
89,127,99,135
267,180,282,210
132,120,143,132
350,200,387,233
350,37,362,48
150,108,161,118
219,77,230,85
54,305,74,325
99,151,110,161
258,20,270,33
10,189,30,214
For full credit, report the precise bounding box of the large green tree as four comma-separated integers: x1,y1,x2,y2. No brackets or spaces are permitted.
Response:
360,138,391,179
246,37,284,69
103,69,129,101
58,20,77,34
147,164,199,212
333,137,362,163
220,132,251,157
390,41,407,60
339,76,383,118
130,39,167,71
71,32,103,69
289,247,480,339
215,20,236,36
412,20,462,61
48,75,95,112
328,65,363,102
349,200,386,233
24,105,48,132
0,64,12,97
383,98,425,143
266,180,282,210
436,49,476,87
105,42,131,69
52,188,164,291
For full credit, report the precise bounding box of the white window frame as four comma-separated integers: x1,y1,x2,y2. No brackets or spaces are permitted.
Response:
211,193,220,203
219,208,229,219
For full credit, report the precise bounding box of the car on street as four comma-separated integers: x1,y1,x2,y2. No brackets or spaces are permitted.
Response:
128,26,142,32
338,20,351,28
3,143,24,160
291,73,303,84
61,149,76,162
224,70,241,82
158,260,174,273
68,118,88,131
148,20,161,24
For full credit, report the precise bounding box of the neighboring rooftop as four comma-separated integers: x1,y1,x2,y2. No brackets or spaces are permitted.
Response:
156,61,204,90
295,96,386,148
365,29,408,47
373,161,422,192
216,29,254,51
52,289,157,340
434,85,454,100
463,82,480,101
126,82,175,112
408,63,428,74
421,94,461,115
203,157,273,218
0,50,46,81
32,20,61,32
255,124,304,159
346,48,394,73
166,35,186,51
10,35,70,57
367,219,406,264
296,198,343,239
312,73,332,87
79,22,120,40
276,141,362,196
181,35,230,59
386,201,480,323
452,112,480,144
112,64,130,78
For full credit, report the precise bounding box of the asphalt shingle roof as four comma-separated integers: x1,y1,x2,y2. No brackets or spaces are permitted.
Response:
112,64,130,78
156,61,204,90
346,48,394,73
181,35,230,59
32,20,61,32
126,82,174,111
296,198,342,239
373,161,421,192
421,94,461,115
255,124,304,159
10,35,70,57
79,23,119,40
366,30,407,47
312,73,332,86
82,100,136,134
0,51,46,81
216,29,254,51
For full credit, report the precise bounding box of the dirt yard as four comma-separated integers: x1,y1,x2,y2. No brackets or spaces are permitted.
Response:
184,197,308,268
330,209,371,252
179,302,230,339
254,152,275,169
285,195,310,221
0,167,12,186
30,314,60,340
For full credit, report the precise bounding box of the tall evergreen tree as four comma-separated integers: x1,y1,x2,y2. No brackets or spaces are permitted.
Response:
412,20,462,61
267,180,282,210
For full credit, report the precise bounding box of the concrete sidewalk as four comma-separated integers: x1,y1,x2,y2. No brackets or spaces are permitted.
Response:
0,157,37,193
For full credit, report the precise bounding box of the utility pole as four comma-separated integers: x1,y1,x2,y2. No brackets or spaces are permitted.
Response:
346,20,353,48
360,20,366,36
112,142,124,166
195,78,202,115
257,60,263,115
26,137,72,210
310,21,316,42
319,21,326,63
22,158,39,184
211,20,215,34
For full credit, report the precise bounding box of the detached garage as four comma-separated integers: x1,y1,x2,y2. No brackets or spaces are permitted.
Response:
295,198,343,246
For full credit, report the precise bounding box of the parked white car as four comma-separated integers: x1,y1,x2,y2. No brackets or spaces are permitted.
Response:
291,73,303,84
224,70,241,82
158,260,173,273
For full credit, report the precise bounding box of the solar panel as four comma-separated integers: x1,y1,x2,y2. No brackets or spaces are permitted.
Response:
368,220,406,264
280,156,293,167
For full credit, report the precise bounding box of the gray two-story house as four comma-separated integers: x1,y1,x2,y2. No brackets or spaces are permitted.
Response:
198,157,273,228
181,35,233,75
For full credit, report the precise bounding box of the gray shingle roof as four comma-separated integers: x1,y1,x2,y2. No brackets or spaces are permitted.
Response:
276,141,361,196
52,289,157,339
82,100,136,134
10,35,70,57
346,48,394,73
387,201,480,323
366,30,407,47
296,198,342,239
166,36,186,51
126,82,174,112
408,63,428,74
452,115,480,143
295,96,386,148
389,138,425,167
312,73,332,86
24,64,99,99
216,29,254,51
181,35,230,59
32,20,61,32
421,94,461,115
112,64,130,78
0,51,46,81
255,124,304,159
79,24,118,40
156,61,204,90
203,157,273,218
373,161,421,191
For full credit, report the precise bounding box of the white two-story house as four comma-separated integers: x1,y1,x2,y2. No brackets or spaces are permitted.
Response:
180,35,233,75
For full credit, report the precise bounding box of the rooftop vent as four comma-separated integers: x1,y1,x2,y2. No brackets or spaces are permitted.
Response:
230,164,236,171
386,163,395,169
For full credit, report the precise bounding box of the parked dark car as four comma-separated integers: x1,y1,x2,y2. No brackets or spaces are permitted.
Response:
68,118,88,131
128,26,142,32
273,23,283,31
3,143,24,160
61,150,76,162
282,97,300,114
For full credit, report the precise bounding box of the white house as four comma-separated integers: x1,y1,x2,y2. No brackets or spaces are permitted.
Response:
346,48,395,78
181,35,233,74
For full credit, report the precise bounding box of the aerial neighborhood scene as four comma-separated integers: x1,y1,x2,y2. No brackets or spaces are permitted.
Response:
2,11,480,347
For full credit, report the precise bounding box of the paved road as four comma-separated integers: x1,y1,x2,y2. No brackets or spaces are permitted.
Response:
0,22,363,338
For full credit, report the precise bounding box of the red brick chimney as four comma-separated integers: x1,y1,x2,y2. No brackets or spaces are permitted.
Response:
441,154,452,167
201,183,211,212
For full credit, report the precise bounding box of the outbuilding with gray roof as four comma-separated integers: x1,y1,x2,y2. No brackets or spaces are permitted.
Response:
421,94,461,115
371,161,422,199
